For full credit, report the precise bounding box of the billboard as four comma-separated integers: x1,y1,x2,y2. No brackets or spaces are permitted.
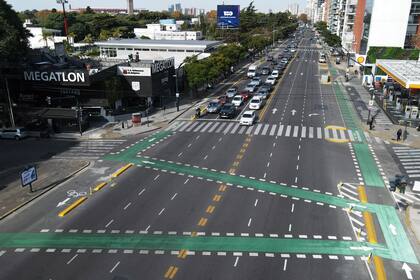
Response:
217,5,240,28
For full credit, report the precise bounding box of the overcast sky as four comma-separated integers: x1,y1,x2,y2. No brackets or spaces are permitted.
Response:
6,0,308,14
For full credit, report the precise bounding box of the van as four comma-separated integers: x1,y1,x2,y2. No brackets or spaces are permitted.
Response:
247,65,258,78
0,127,28,140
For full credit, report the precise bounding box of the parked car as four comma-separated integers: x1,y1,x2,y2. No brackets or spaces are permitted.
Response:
232,95,244,107
245,82,258,93
0,127,28,140
219,103,236,119
207,101,222,113
266,76,276,85
249,96,265,110
226,87,238,98
240,110,257,126
251,76,262,86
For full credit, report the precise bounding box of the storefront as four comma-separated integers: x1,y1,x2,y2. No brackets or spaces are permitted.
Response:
375,59,420,127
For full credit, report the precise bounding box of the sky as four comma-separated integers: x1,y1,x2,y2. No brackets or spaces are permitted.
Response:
5,0,308,14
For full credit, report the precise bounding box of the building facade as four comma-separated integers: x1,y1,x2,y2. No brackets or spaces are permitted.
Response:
134,23,202,41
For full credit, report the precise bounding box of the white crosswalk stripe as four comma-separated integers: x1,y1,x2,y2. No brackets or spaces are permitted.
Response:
392,147,420,178
170,121,357,142
52,139,127,160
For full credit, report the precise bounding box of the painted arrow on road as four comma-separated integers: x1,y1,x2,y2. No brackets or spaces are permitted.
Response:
402,263,413,279
389,224,397,236
291,109,297,116
308,113,320,117
272,108,278,114
349,246,373,251
56,198,70,208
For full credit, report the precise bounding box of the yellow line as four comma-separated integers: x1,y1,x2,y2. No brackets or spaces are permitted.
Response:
213,195,222,202
358,186,387,280
236,154,243,160
169,267,178,279
58,197,88,217
219,185,227,192
93,182,107,192
240,148,246,153
164,266,175,278
325,125,347,131
206,205,215,214
198,217,207,226
111,163,133,178
325,138,350,143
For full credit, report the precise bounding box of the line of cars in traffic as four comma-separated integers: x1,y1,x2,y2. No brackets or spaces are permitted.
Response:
206,50,293,126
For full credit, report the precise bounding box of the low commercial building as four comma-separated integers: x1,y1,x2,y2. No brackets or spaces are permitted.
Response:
95,39,221,69
23,20,72,49
134,23,202,40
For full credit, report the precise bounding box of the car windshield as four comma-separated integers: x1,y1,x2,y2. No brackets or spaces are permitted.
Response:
233,97,241,101
227,89,235,93
243,113,253,118
223,105,232,110
209,102,218,107
251,99,260,103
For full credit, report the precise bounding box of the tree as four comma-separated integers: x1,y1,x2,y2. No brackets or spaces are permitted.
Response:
298,13,308,24
68,22,87,41
0,0,30,64
85,6,94,14
83,33,94,44
40,29,53,48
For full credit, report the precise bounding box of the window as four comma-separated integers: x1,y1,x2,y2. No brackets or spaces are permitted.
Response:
118,48,125,50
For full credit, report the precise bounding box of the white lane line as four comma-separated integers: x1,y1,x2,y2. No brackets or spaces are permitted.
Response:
283,259,288,271
223,122,234,134
171,193,178,200
0,250,6,257
270,124,277,136
66,254,79,265
158,208,165,215
293,126,299,137
248,218,252,227
154,175,160,181
105,219,114,228
184,179,190,184
123,202,131,210
234,256,240,267
285,125,291,137
288,224,292,232
177,152,183,157
230,123,240,134
138,188,146,196
254,199,259,207
317,127,322,139
110,261,121,273
204,155,208,160
277,125,284,136
291,203,295,213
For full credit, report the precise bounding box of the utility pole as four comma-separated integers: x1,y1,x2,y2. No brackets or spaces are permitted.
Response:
56,0,69,37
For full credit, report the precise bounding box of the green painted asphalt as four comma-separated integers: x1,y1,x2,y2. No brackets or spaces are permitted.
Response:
0,233,393,261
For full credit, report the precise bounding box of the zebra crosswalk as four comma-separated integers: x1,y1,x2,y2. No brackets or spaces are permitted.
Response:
392,146,420,179
360,111,393,126
52,139,126,160
168,121,361,142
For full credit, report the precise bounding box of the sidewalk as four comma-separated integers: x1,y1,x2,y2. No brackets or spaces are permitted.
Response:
0,159,90,219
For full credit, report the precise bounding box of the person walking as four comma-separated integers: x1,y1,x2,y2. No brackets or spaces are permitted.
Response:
397,128,402,141
369,117,375,130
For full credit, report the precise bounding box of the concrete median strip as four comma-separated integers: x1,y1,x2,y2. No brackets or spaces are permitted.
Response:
93,182,107,192
58,197,88,217
111,163,134,178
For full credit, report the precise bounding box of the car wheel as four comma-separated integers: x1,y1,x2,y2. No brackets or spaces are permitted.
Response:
14,136,20,140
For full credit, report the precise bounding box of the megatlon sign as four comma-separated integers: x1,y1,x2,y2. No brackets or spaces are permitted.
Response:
151,58,174,74
23,70,89,86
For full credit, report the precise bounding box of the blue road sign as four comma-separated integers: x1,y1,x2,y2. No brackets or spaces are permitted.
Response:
21,166,37,187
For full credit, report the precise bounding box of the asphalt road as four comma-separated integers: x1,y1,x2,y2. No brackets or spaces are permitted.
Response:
0,30,419,280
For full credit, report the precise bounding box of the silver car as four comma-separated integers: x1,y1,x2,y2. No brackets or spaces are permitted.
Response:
245,82,258,93
226,88,238,98
0,127,28,140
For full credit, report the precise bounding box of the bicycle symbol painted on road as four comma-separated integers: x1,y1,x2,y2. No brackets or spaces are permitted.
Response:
67,190,87,198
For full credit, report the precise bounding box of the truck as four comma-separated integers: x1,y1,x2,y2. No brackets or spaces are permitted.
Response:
247,64,258,78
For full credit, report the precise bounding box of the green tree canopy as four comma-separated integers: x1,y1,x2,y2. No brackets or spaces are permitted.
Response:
0,0,30,65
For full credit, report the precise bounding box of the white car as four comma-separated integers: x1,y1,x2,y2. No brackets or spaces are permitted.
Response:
249,97,265,110
266,76,276,85
245,82,258,92
240,110,256,126
232,95,244,107
271,70,279,78
0,127,28,140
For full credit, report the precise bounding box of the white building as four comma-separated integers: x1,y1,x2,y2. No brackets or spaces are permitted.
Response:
95,39,221,69
23,20,73,49
134,23,202,40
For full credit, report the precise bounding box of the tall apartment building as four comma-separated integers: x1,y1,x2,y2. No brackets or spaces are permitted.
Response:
405,0,420,48
127,0,134,15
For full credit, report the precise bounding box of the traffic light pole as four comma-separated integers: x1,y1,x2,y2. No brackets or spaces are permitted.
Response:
4,77,15,128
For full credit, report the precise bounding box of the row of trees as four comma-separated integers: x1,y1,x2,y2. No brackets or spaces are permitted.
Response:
314,21,341,48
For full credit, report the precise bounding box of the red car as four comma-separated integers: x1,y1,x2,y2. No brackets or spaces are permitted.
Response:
240,91,252,102
218,95,228,105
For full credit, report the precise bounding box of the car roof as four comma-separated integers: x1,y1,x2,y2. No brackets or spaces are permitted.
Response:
243,110,255,115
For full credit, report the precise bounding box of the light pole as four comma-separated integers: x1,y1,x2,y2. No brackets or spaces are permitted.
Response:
4,77,15,127
56,0,69,37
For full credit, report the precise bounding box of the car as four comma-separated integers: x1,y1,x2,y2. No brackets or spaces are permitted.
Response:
290,48,296,53
266,76,276,85
245,82,258,93
261,83,273,92
0,127,28,140
232,95,244,107
261,67,271,75
271,60,278,65
207,101,222,113
266,55,273,61
281,58,289,64
217,95,228,105
240,110,257,125
219,103,236,119
271,70,280,78
251,76,262,86
319,56,327,63
255,88,269,100
240,91,252,102
226,87,238,98
249,96,265,110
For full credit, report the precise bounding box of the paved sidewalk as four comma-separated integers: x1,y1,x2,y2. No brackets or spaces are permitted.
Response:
0,159,90,219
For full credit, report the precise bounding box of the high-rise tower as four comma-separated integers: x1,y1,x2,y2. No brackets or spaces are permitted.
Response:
127,0,134,14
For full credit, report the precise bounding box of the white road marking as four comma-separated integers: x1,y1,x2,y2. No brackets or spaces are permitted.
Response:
123,202,131,210
105,219,114,228
234,256,240,267
184,179,189,184
158,208,165,215
66,254,79,265
283,259,288,271
248,218,252,227
110,261,120,273
171,193,178,200
154,175,160,181
145,225,151,232
138,188,146,196
254,199,259,207
288,224,292,232
291,203,295,213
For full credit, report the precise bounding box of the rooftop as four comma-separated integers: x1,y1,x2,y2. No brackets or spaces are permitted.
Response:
95,39,221,49
376,59,420,89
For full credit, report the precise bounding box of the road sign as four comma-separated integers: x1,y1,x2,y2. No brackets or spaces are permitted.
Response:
368,100,374,107
21,166,37,192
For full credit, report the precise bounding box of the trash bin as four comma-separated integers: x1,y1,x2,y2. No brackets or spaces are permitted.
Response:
132,113,141,126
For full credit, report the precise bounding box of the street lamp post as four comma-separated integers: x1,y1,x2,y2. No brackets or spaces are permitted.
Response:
4,77,15,127
56,0,69,37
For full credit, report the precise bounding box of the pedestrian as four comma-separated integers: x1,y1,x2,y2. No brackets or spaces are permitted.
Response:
369,118,375,130
397,128,402,141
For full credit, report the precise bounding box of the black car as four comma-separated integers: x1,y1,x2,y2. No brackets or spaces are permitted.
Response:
219,103,236,119
261,66,271,75
261,83,273,92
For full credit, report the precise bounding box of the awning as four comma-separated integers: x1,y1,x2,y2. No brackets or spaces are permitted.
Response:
376,59,420,89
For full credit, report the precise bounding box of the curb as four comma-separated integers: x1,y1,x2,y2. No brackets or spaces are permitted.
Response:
0,161,91,221
405,205,420,245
